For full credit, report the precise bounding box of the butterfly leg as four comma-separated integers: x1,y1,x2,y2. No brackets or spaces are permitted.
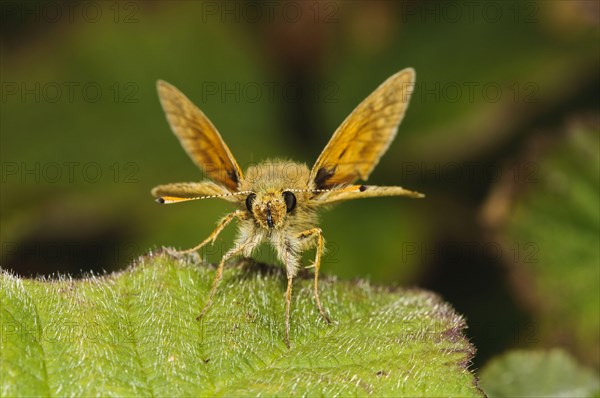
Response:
298,228,331,324
284,273,293,348
196,239,250,320
176,210,243,255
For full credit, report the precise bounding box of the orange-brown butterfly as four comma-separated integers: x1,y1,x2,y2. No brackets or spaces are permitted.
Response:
152,68,423,347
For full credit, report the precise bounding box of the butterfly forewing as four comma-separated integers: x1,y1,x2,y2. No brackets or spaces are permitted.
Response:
310,68,415,189
157,80,243,192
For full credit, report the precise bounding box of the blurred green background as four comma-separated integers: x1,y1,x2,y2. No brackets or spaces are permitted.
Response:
1,0,598,371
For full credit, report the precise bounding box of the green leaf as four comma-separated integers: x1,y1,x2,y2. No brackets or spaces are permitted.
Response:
1,254,481,397
479,349,600,398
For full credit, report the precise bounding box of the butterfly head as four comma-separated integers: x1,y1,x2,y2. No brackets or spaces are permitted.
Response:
245,190,297,230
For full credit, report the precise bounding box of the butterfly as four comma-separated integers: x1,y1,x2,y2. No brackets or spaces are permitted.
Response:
152,68,423,347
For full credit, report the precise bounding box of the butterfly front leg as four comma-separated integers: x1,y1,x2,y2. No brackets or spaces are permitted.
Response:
196,229,261,321
298,228,332,324
175,209,244,255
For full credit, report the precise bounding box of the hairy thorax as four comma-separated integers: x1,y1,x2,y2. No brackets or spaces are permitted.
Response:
239,159,312,192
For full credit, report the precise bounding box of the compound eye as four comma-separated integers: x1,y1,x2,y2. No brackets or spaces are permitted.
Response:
245,193,256,213
282,191,296,213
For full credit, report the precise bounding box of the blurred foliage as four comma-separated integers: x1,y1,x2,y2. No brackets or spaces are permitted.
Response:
1,254,481,397
479,349,600,397
482,121,600,367
1,0,598,377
